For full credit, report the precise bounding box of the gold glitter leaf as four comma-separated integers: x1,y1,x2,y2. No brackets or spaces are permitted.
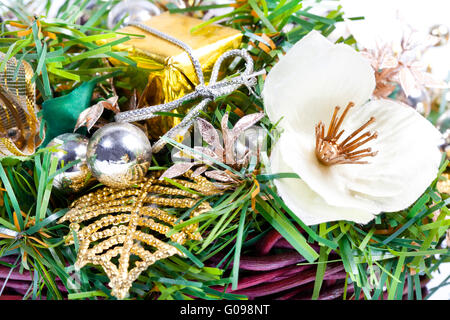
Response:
58,170,221,299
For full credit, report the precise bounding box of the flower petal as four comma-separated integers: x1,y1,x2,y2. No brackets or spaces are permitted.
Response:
262,30,375,135
279,99,442,214
269,140,375,225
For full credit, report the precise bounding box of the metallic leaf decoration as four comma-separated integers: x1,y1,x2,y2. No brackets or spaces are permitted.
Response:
58,170,221,299
0,52,42,157
73,96,120,132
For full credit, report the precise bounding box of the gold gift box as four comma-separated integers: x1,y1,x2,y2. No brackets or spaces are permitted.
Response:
98,12,243,137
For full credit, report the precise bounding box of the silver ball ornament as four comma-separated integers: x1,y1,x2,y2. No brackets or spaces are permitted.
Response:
86,123,152,189
48,133,90,192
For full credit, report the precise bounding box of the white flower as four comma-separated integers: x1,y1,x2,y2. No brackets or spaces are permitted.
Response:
263,31,443,226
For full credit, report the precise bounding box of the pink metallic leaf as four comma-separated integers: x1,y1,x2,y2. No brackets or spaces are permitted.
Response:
236,151,250,167
172,150,196,163
101,96,120,114
73,103,104,133
73,96,120,132
221,112,231,145
221,112,236,166
398,67,420,97
409,67,447,88
129,90,138,110
379,54,398,69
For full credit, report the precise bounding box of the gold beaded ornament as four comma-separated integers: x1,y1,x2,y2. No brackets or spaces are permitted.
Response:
58,170,221,299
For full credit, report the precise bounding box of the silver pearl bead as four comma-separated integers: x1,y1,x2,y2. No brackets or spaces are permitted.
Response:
48,133,90,192
87,123,152,189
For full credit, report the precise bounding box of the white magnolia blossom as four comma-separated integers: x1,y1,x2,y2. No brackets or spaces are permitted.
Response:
263,31,443,225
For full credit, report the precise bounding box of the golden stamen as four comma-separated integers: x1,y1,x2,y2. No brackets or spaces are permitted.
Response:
315,102,378,166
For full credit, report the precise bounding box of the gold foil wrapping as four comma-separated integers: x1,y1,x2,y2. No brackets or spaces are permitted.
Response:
98,12,243,137
0,52,42,157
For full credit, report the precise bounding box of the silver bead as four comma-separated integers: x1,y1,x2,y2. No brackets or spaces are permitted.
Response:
86,123,152,189
48,133,90,192
107,0,161,29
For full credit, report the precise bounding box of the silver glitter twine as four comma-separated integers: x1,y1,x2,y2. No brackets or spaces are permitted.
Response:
114,22,264,153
